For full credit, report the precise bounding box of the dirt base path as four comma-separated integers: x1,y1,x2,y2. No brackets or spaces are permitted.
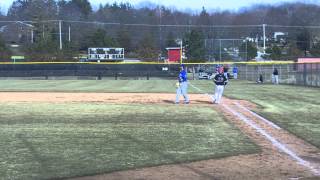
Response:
1,92,319,180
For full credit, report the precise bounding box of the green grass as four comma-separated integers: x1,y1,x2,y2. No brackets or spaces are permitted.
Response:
0,79,216,93
1,79,319,178
0,102,258,179
193,80,320,148
0,80,180,93
226,81,320,148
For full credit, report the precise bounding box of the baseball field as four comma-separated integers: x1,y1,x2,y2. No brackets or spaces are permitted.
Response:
0,79,319,180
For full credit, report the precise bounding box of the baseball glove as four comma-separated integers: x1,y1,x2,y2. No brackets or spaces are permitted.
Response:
175,82,180,88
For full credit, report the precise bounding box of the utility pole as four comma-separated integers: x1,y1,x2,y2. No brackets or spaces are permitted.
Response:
180,39,183,64
159,5,162,54
31,29,34,43
42,24,45,39
68,25,71,42
245,40,248,61
59,20,62,50
263,24,266,53
219,39,222,62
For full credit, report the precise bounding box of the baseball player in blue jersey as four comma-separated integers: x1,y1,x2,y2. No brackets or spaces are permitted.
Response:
213,67,228,104
175,64,189,104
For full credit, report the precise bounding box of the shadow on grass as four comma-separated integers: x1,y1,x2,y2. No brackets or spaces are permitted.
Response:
17,134,51,177
162,100,212,105
162,100,175,104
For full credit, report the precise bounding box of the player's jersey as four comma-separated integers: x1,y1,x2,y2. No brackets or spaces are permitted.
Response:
233,67,238,73
214,73,228,85
178,70,187,83
273,69,278,75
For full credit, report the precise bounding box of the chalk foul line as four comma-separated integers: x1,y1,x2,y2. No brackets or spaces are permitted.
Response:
233,102,281,130
189,83,320,176
223,104,319,176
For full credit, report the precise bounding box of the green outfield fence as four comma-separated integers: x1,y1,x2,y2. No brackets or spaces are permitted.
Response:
0,61,319,87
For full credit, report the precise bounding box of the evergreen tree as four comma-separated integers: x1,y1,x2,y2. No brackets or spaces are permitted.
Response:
239,41,257,61
165,32,178,47
310,42,320,57
138,33,157,60
287,42,304,59
0,35,11,61
197,7,211,25
117,29,132,52
89,29,118,47
70,0,92,18
265,45,282,60
183,30,205,62
296,29,310,57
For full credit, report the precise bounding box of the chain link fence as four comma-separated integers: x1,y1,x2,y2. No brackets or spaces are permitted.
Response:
0,63,318,87
236,63,320,87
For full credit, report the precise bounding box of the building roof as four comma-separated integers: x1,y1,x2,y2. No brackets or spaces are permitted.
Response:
297,58,320,63
165,47,181,50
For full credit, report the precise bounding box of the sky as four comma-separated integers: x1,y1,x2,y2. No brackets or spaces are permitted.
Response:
0,0,317,14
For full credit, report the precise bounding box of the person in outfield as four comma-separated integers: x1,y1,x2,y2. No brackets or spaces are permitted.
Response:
233,65,238,79
175,64,189,104
272,68,279,84
213,66,228,104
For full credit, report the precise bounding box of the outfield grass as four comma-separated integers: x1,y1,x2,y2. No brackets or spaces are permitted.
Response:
0,102,258,179
0,79,214,93
226,81,320,148
193,80,320,148
1,79,319,178
0,80,181,93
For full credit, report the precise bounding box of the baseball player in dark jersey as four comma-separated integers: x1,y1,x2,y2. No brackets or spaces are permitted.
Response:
213,66,228,104
272,68,279,84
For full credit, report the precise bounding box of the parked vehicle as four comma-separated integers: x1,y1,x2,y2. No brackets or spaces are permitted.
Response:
198,70,214,80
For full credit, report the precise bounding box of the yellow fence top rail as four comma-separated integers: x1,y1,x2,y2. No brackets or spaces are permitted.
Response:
0,60,297,65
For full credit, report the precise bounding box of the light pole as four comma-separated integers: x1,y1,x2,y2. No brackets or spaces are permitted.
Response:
245,40,248,61
68,25,71,42
59,20,62,50
175,38,183,64
180,39,183,64
263,24,266,53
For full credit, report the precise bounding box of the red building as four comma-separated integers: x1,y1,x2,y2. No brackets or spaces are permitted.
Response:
166,47,181,62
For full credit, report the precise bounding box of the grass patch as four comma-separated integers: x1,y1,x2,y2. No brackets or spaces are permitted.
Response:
1,79,319,148
0,102,258,179
193,80,320,148
0,79,218,94
0,80,179,93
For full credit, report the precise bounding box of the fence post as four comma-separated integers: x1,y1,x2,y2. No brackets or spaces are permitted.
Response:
97,72,102,80
115,72,117,80
303,63,307,86
279,65,282,84
318,63,320,86
147,72,149,80
287,64,290,84
310,63,313,86
245,65,248,80
192,66,195,80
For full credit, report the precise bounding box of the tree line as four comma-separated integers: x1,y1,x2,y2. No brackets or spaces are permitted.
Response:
0,0,320,62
